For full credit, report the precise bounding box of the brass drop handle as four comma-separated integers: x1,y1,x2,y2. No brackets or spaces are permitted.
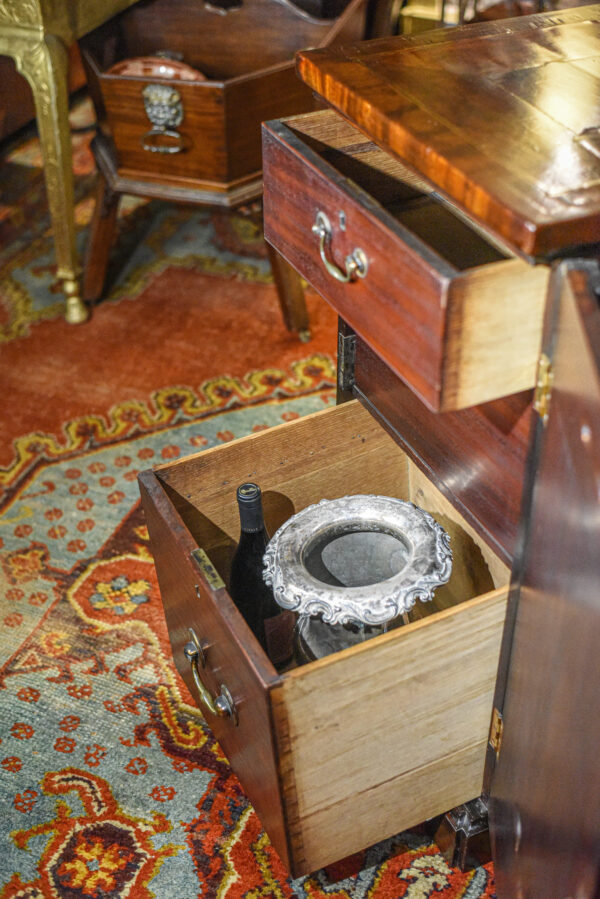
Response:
312,210,368,283
141,127,185,154
183,628,237,723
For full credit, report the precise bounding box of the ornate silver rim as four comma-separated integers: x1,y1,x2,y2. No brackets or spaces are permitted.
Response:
263,494,452,626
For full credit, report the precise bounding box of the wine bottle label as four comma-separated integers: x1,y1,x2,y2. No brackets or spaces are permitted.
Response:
264,610,295,669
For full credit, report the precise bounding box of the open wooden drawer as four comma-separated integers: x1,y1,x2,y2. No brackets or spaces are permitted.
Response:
138,399,510,876
262,110,549,413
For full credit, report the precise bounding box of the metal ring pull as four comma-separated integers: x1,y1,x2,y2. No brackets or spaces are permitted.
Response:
183,628,237,723
141,127,185,154
312,210,368,283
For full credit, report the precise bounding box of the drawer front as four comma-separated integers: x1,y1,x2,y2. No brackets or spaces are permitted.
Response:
262,112,548,412
100,68,318,186
262,118,448,410
272,589,507,874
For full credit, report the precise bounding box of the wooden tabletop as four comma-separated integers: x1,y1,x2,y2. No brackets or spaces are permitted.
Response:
297,5,600,259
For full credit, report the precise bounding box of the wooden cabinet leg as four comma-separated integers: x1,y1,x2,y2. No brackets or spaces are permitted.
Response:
265,242,311,342
431,797,492,871
82,175,120,303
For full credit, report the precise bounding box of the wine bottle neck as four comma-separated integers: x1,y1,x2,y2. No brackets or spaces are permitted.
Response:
238,506,265,533
236,482,266,533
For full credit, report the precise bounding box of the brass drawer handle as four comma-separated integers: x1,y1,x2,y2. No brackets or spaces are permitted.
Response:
183,628,237,724
312,210,368,283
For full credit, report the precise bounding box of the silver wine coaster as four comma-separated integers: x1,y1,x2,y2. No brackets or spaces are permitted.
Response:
262,494,453,641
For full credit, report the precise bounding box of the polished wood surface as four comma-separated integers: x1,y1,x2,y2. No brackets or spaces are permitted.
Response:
80,0,371,332
85,0,366,81
262,109,548,411
297,5,600,259
138,468,291,870
487,258,600,897
80,0,369,188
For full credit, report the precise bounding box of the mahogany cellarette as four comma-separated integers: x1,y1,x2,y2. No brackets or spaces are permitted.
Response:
140,5,600,894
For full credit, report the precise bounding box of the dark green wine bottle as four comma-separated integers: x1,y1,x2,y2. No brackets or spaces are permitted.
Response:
229,483,293,670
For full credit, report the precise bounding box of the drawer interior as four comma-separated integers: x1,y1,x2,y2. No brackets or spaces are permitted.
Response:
284,110,512,273
150,399,509,873
156,401,508,609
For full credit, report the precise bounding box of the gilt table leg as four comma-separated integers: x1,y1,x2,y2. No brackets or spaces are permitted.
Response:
4,28,89,324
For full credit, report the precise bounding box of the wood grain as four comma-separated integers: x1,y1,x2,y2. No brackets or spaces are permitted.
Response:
489,259,600,898
271,589,508,873
297,5,600,259
80,0,369,187
155,400,411,544
443,259,548,410
142,399,510,875
353,336,534,565
138,468,293,867
262,110,548,412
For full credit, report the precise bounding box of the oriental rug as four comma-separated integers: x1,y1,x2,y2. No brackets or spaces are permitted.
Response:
0,97,496,897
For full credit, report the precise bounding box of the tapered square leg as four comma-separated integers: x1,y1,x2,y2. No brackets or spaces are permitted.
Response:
82,173,120,303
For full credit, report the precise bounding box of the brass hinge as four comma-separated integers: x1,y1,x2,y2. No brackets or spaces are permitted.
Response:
191,548,225,591
533,352,554,425
489,707,504,759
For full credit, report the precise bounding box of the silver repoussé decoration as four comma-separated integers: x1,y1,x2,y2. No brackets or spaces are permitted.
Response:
263,494,452,627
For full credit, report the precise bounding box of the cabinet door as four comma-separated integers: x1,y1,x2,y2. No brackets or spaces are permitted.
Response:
488,259,600,898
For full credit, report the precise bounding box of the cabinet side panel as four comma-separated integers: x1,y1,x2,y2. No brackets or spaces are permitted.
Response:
138,470,292,870
490,260,600,898
272,590,508,874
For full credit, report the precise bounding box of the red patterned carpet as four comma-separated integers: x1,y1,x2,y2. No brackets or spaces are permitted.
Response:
0,98,496,897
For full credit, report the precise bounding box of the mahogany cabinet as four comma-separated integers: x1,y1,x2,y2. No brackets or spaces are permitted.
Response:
78,0,370,205
140,5,600,891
